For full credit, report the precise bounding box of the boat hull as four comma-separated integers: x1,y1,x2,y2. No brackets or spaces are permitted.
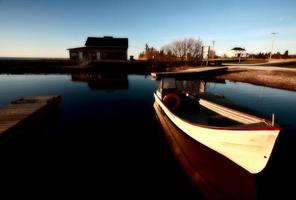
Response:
154,93,280,174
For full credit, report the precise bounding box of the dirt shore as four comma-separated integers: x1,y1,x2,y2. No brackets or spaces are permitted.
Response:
158,64,296,91
215,66,296,91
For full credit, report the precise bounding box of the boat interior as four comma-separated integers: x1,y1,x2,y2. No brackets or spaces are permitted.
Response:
175,98,241,127
171,96,271,129
157,77,274,129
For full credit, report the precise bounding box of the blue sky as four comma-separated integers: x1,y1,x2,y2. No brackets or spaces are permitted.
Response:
0,0,295,58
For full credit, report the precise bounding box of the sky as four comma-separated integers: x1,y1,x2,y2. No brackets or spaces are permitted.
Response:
0,0,295,58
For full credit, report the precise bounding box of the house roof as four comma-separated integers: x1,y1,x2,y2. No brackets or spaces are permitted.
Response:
67,46,127,51
231,47,245,51
85,36,128,48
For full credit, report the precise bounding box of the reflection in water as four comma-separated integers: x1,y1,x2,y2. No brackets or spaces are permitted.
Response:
159,77,225,97
71,73,128,90
154,102,256,200
205,80,296,126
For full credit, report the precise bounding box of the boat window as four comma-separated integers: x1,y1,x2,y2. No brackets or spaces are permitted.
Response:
162,78,176,89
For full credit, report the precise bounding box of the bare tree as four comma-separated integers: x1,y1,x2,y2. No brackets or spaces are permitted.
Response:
162,38,203,62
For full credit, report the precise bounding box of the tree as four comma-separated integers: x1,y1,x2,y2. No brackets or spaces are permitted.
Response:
145,44,149,51
161,38,203,62
138,44,159,60
283,50,289,58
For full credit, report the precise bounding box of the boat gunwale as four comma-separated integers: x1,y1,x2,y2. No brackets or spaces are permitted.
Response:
154,92,281,131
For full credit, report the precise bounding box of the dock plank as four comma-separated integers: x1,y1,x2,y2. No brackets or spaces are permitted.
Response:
151,66,228,79
0,95,60,136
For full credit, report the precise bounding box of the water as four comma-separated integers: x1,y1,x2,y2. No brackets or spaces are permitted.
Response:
0,73,296,199
206,80,296,126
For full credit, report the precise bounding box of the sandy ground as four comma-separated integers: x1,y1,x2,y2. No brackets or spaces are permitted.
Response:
224,58,296,66
165,65,296,91
216,66,296,91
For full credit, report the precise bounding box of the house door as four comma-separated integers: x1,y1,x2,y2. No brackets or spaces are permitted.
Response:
78,52,83,60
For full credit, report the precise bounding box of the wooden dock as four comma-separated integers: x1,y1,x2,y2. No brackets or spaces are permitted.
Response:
151,66,228,79
0,96,60,136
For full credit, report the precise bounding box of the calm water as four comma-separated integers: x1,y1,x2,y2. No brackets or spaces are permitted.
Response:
206,81,296,126
0,73,296,199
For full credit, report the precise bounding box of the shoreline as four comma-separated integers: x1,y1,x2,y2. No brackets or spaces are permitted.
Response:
155,64,296,92
1,58,296,92
0,59,151,74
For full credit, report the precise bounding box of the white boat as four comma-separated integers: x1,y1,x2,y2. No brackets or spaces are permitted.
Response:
154,78,280,174
153,102,256,200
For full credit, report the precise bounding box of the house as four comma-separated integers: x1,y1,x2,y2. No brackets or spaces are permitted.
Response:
68,36,128,61
226,47,247,58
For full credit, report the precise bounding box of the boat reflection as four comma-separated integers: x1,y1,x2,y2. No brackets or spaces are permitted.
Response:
71,73,128,90
154,102,256,200
157,77,225,97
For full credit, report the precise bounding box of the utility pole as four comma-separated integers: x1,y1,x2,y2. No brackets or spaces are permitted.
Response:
212,40,215,59
206,46,210,66
201,46,204,59
269,32,277,62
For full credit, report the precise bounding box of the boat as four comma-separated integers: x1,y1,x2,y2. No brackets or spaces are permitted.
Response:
154,78,280,174
154,102,256,200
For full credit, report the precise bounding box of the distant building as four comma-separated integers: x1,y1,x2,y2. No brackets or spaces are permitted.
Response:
68,36,128,61
226,47,247,58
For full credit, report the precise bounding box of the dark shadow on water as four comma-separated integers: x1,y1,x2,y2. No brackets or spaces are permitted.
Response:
0,73,200,198
0,108,202,198
71,73,129,90
255,126,296,199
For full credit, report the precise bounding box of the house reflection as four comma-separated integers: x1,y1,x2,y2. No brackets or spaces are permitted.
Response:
154,101,256,200
71,73,129,90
